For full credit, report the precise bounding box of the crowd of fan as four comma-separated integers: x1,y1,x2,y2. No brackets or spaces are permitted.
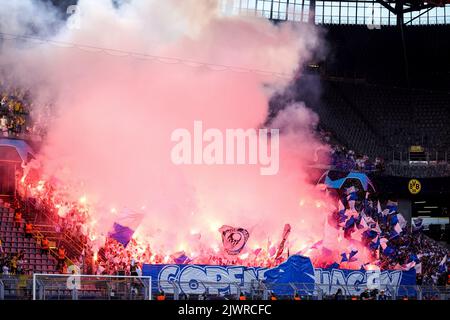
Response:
0,84,51,139
92,237,283,277
0,85,447,291
324,189,449,286
8,182,448,286
330,145,384,172
0,85,30,137
89,191,449,285
0,248,27,276
316,128,385,172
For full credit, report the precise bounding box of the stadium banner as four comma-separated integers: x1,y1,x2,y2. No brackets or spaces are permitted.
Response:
142,255,416,297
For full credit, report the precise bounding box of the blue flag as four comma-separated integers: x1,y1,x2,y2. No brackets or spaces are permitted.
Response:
349,249,358,260
108,223,135,247
108,208,144,247
369,237,380,250
172,251,191,264
386,200,398,214
390,214,399,226
327,262,340,269
438,255,447,273
344,216,356,230
383,246,395,257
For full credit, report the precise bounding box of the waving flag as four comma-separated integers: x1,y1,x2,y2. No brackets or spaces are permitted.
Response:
171,251,191,264
338,199,345,211
377,201,382,215
275,224,291,260
390,214,399,226
343,215,357,238
409,253,420,264
359,211,373,230
349,249,358,261
369,236,380,250
327,262,340,269
438,255,448,273
383,245,395,257
394,222,403,234
268,245,277,257
219,225,250,255
413,218,424,232
337,209,348,225
108,208,144,247
364,229,378,240
372,221,382,234
345,249,358,262
397,213,407,229
336,200,348,226
346,186,358,199
344,216,356,229
389,226,402,239
401,261,416,271
414,262,422,274
386,200,398,214
379,237,388,250
362,192,370,213
346,187,358,210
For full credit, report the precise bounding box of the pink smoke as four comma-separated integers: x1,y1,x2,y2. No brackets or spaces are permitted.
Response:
0,0,373,266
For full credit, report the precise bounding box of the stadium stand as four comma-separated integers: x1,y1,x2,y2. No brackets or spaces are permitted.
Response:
0,0,449,301
283,76,450,177
0,203,58,275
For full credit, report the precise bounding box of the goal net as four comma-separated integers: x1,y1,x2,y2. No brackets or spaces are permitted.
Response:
32,274,152,300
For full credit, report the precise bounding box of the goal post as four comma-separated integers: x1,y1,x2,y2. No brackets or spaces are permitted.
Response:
32,274,152,300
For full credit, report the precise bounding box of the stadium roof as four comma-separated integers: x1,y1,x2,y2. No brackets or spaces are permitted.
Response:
0,138,35,163
226,0,450,25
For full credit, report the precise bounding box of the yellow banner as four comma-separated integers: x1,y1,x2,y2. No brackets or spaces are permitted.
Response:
410,145,424,153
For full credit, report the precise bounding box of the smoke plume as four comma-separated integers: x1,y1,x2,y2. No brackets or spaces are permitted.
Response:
0,0,358,264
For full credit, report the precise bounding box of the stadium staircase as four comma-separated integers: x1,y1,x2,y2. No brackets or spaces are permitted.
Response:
0,203,58,274
17,196,86,267
0,200,114,300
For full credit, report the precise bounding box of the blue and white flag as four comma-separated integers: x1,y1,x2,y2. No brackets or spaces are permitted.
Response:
108,208,144,247
414,262,422,274
369,236,380,250
393,223,403,234
397,213,407,229
349,249,358,261
386,200,398,214
389,228,400,240
438,255,448,273
346,187,358,210
327,262,340,269
413,218,424,232
401,261,416,271
377,201,382,215
383,245,395,257
409,253,420,264
358,211,370,229
344,216,356,231
172,251,191,264
390,214,399,226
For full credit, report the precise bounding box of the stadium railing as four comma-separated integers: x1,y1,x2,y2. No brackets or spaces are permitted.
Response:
31,274,152,300
2,276,449,300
